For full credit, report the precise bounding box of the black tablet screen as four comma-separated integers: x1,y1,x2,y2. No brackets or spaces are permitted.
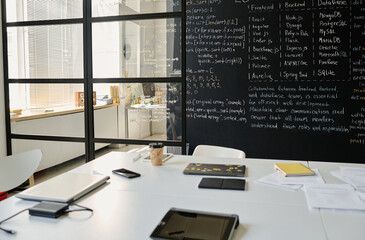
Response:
150,209,238,240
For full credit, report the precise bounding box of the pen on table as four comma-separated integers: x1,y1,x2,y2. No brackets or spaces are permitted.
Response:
132,154,141,162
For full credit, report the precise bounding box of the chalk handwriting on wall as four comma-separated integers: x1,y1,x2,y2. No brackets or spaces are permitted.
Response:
186,0,365,160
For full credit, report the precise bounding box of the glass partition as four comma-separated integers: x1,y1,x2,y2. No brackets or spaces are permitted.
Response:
92,0,181,17
7,24,83,79
10,83,85,137
92,18,181,78
93,82,181,141
12,139,86,172
6,0,83,22
3,0,185,164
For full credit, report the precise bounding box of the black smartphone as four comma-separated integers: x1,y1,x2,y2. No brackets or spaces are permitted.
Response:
112,168,141,178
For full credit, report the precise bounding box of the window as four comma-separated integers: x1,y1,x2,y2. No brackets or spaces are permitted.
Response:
91,0,181,17
2,0,186,161
7,1,83,110
92,18,181,78
6,0,83,22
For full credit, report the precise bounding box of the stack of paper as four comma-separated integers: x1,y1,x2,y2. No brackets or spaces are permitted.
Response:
255,172,302,190
255,169,324,190
303,184,365,211
278,169,324,185
331,166,365,188
357,191,365,201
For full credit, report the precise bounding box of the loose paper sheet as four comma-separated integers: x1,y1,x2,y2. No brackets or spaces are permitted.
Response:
303,184,365,210
339,166,365,187
357,191,365,201
331,170,352,184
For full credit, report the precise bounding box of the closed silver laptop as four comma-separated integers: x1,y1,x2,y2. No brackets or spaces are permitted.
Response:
17,172,110,203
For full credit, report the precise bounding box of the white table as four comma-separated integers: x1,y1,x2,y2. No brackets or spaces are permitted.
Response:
0,152,362,240
308,161,365,240
72,152,310,206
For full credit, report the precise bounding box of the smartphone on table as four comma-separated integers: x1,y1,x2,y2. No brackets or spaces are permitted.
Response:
112,168,141,178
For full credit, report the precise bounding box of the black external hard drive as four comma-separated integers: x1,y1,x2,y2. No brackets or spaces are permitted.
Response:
29,201,69,218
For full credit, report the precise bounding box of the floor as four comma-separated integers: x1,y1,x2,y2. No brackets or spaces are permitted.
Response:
7,134,168,198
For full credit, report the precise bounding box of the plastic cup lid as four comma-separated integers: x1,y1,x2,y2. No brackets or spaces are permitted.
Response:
149,142,164,148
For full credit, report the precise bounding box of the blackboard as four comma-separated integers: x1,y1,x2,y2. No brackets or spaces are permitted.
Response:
186,0,365,163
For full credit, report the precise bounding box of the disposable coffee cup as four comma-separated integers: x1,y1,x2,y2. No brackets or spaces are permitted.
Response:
149,143,164,166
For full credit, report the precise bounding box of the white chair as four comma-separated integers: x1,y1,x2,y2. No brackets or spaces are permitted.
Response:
0,149,42,192
192,145,245,159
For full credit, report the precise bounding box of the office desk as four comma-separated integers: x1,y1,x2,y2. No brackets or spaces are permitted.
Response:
308,161,365,240
0,152,362,240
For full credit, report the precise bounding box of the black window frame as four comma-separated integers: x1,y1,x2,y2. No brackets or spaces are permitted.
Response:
1,0,187,161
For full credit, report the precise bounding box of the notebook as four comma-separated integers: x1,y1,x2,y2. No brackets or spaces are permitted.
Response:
198,178,246,191
274,163,315,177
17,172,110,203
183,163,245,177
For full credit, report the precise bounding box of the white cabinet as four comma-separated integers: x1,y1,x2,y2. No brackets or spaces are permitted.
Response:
151,108,167,134
139,109,151,139
127,109,140,139
127,108,151,139
127,107,166,139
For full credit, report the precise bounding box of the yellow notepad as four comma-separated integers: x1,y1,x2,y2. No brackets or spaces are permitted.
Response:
274,163,315,177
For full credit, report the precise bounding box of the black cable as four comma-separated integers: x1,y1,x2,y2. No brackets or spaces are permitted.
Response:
0,203,93,235
65,203,93,214
0,226,16,235
0,208,30,235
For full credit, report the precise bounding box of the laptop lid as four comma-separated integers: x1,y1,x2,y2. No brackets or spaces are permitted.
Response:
16,172,110,203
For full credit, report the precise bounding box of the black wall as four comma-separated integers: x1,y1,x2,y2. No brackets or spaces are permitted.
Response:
186,0,365,163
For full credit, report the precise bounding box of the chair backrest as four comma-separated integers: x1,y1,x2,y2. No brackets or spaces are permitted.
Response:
192,145,245,159
0,149,42,192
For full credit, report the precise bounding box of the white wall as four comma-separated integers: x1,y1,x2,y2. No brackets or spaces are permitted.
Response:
0,4,7,157
12,106,118,170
